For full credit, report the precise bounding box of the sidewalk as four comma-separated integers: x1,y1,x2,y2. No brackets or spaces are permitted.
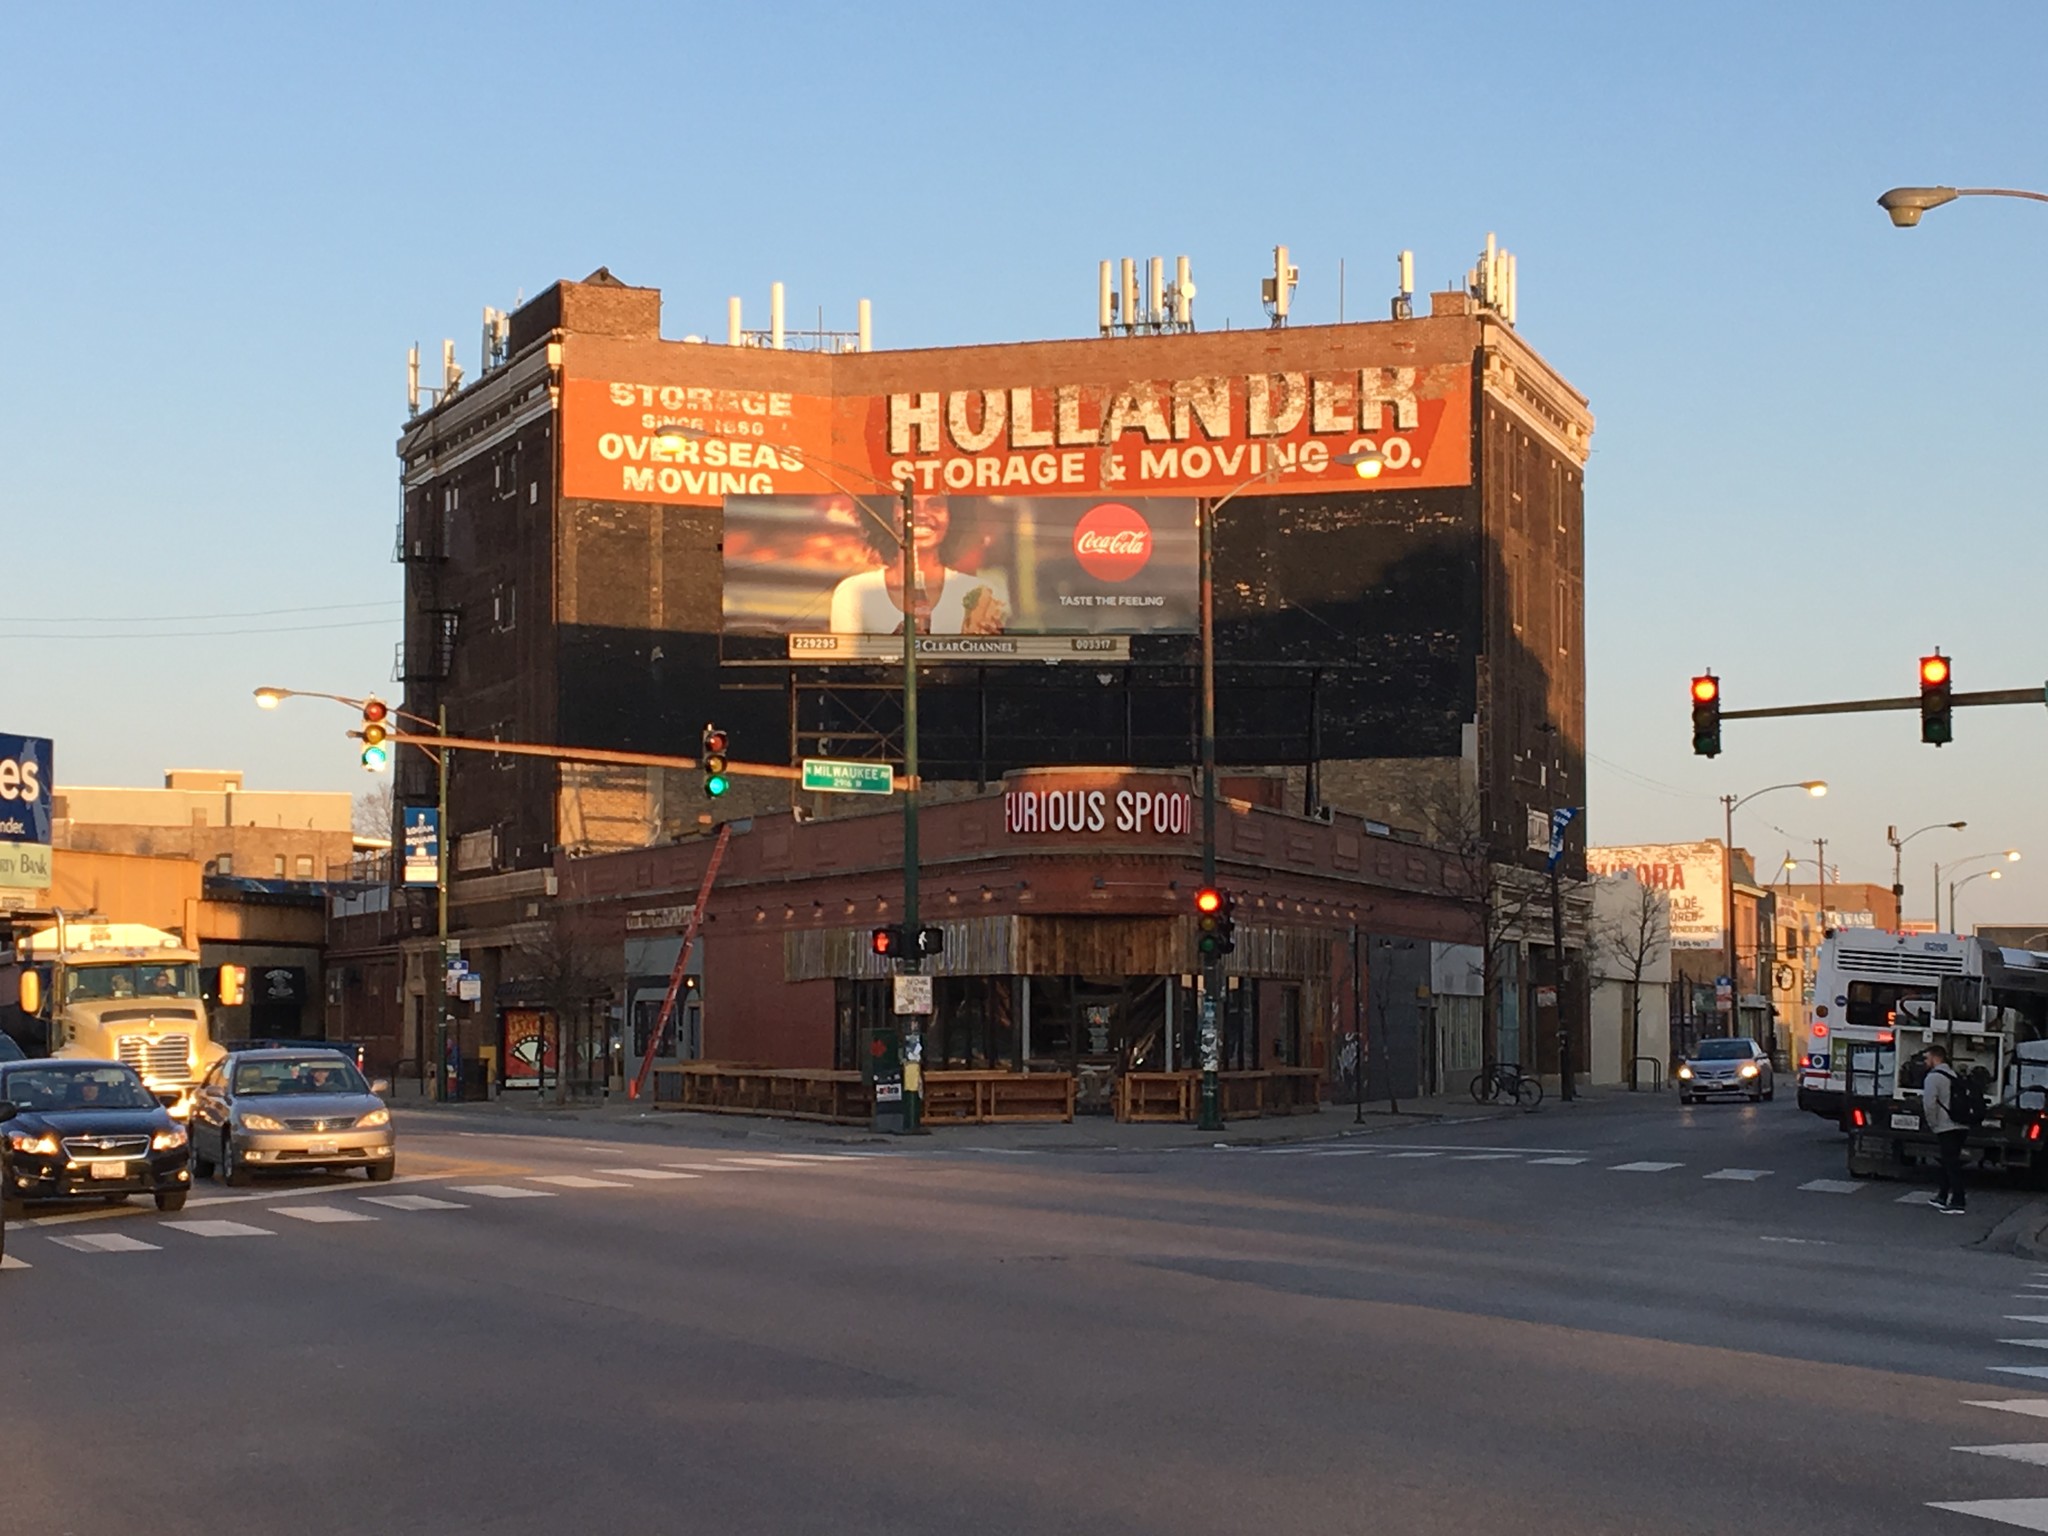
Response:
391,1080,1661,1153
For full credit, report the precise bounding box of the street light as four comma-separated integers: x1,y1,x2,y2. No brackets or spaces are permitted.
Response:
1878,185,2048,228
1720,781,1827,1040
1887,819,1966,919
1950,867,2004,932
1934,849,2021,930
254,684,451,1098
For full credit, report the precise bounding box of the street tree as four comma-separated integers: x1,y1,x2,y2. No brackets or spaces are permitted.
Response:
1591,874,1670,1089
509,912,615,1105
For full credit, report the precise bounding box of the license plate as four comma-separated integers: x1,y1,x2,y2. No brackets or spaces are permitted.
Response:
307,1140,339,1155
88,1160,130,1181
1891,1113,1922,1131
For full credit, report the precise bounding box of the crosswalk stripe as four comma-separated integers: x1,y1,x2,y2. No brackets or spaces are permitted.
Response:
1610,1161,1682,1173
1967,1401,2048,1419
1927,1499,2048,1530
1897,1190,1941,1205
1990,1368,2048,1381
1799,1179,1863,1194
1382,1151,1443,1160
1528,1156,1586,1165
2000,1341,2048,1353
0,1253,29,1269
363,1194,466,1211
527,1175,633,1189
449,1184,555,1200
1955,1445,2048,1467
2010,1320,2048,1327
599,1168,702,1181
272,1206,377,1224
661,1162,766,1172
165,1220,273,1239
1452,1153,1525,1162
1704,1168,1770,1181
51,1232,159,1253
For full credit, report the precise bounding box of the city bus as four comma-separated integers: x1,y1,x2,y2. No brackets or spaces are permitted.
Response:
1795,928,1971,1120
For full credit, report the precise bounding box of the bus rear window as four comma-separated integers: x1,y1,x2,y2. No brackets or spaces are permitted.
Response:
1845,980,1933,1028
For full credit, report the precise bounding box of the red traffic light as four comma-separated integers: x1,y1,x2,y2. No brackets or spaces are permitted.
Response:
1920,654,1950,687
1690,675,1718,704
871,926,904,956
703,728,729,757
1194,886,1223,915
363,699,389,723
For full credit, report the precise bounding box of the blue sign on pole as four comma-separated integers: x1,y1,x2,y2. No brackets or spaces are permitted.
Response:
403,806,441,886
0,733,54,891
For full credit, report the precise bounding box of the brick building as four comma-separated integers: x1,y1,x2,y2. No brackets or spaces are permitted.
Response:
364,267,1594,1100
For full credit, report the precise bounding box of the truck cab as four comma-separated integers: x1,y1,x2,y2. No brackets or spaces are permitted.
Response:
11,920,230,1120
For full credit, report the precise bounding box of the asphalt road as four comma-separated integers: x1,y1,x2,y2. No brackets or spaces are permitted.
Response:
9,1093,2048,1535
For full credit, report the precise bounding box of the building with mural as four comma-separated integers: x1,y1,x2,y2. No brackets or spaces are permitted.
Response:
354,263,1594,1106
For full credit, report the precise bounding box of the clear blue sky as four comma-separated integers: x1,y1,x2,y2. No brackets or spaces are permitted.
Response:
4,1,2043,926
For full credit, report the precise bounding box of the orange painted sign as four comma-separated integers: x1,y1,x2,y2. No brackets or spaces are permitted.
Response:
561,363,1471,507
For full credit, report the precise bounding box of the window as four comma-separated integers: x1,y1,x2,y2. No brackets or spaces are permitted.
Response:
492,582,517,631
273,854,287,877
295,854,315,879
216,854,234,876
529,481,538,504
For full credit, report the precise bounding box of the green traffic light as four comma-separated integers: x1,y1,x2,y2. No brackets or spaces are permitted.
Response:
705,773,729,797
361,743,391,772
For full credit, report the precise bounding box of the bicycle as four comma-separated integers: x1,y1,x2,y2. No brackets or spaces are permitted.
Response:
1469,1061,1544,1109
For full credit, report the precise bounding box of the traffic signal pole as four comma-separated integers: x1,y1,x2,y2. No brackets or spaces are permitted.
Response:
898,477,925,1133
1197,494,1223,1132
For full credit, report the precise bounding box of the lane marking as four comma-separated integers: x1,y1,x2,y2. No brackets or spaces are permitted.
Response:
1799,1179,1863,1194
527,1175,633,1190
1966,1402,2048,1419
714,1156,852,1169
2000,1341,2048,1353
661,1162,766,1173
1897,1190,1941,1205
363,1194,467,1211
186,1173,445,1209
1452,1153,1526,1162
1927,1499,2048,1530
272,1206,378,1224
1990,1368,2048,1381
51,1232,159,1253
1704,1168,1771,1181
1759,1236,1829,1246
1267,1141,1590,1156
449,1184,555,1200
1528,1156,1587,1166
165,1219,274,1239
1610,1161,1682,1173
0,1254,29,1269
1955,1445,2048,1467
1381,1151,1443,1160
599,1168,702,1181
2013,1319,2048,1327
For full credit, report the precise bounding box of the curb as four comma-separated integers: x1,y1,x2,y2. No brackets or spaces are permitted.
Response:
1984,1200,2048,1260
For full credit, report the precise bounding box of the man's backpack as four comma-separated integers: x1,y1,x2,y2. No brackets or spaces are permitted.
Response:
1941,1066,1989,1128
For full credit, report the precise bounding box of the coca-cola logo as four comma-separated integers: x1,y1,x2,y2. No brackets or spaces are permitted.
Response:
1071,502,1152,582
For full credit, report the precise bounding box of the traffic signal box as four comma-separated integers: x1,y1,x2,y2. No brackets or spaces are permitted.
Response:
872,925,944,958
701,724,730,796
1920,653,1953,746
1690,674,1721,758
1195,886,1236,957
360,699,392,772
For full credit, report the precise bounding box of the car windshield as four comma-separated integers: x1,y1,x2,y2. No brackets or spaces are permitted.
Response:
0,1062,159,1111
1692,1039,1758,1060
0,1034,23,1062
233,1057,369,1097
63,963,201,1003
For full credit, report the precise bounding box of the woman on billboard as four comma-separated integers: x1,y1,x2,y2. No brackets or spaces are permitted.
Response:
828,495,1010,636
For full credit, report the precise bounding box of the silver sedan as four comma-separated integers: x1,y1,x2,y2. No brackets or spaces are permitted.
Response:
1677,1037,1776,1104
188,1049,396,1185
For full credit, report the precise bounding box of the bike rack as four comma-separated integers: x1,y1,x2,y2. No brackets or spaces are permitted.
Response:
1629,1056,1665,1093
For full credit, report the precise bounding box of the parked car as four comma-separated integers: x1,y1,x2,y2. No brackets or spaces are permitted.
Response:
189,1049,395,1185
1678,1037,1776,1104
0,1058,193,1213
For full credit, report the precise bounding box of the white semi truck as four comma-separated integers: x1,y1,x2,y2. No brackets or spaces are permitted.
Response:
8,918,232,1119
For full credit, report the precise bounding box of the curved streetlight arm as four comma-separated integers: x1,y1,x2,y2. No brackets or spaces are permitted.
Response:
1730,781,1826,814
1894,820,1966,851
1880,185,2048,227
255,686,438,733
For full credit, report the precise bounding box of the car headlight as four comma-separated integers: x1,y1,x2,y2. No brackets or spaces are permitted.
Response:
239,1112,285,1132
1677,1066,1693,1079
355,1107,390,1129
5,1131,60,1157
1739,1063,1760,1078
152,1125,189,1151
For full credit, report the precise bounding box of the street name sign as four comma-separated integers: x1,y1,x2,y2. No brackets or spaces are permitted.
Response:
802,758,895,796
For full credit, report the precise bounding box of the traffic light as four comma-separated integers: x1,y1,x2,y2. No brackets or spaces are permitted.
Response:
1690,673,1721,758
701,723,730,797
871,925,905,957
1919,652,1952,746
360,698,392,772
1194,886,1236,957
217,964,246,1007
916,926,944,956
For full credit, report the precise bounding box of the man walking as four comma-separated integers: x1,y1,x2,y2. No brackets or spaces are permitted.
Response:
1922,1045,1968,1215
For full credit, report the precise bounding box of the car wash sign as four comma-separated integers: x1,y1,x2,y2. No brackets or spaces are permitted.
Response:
0,733,54,891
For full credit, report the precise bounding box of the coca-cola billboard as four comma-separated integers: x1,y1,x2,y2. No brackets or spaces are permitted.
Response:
722,494,1198,661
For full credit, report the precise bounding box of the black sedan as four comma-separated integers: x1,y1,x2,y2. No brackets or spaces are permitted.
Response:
0,1059,193,1214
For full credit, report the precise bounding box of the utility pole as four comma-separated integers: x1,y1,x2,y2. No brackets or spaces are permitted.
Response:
896,477,925,1133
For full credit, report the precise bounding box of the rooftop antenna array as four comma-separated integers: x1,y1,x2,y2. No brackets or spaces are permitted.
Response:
729,285,871,352
1391,250,1414,321
1465,233,1519,324
1261,244,1299,327
406,338,466,416
481,307,512,373
1098,255,1196,336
